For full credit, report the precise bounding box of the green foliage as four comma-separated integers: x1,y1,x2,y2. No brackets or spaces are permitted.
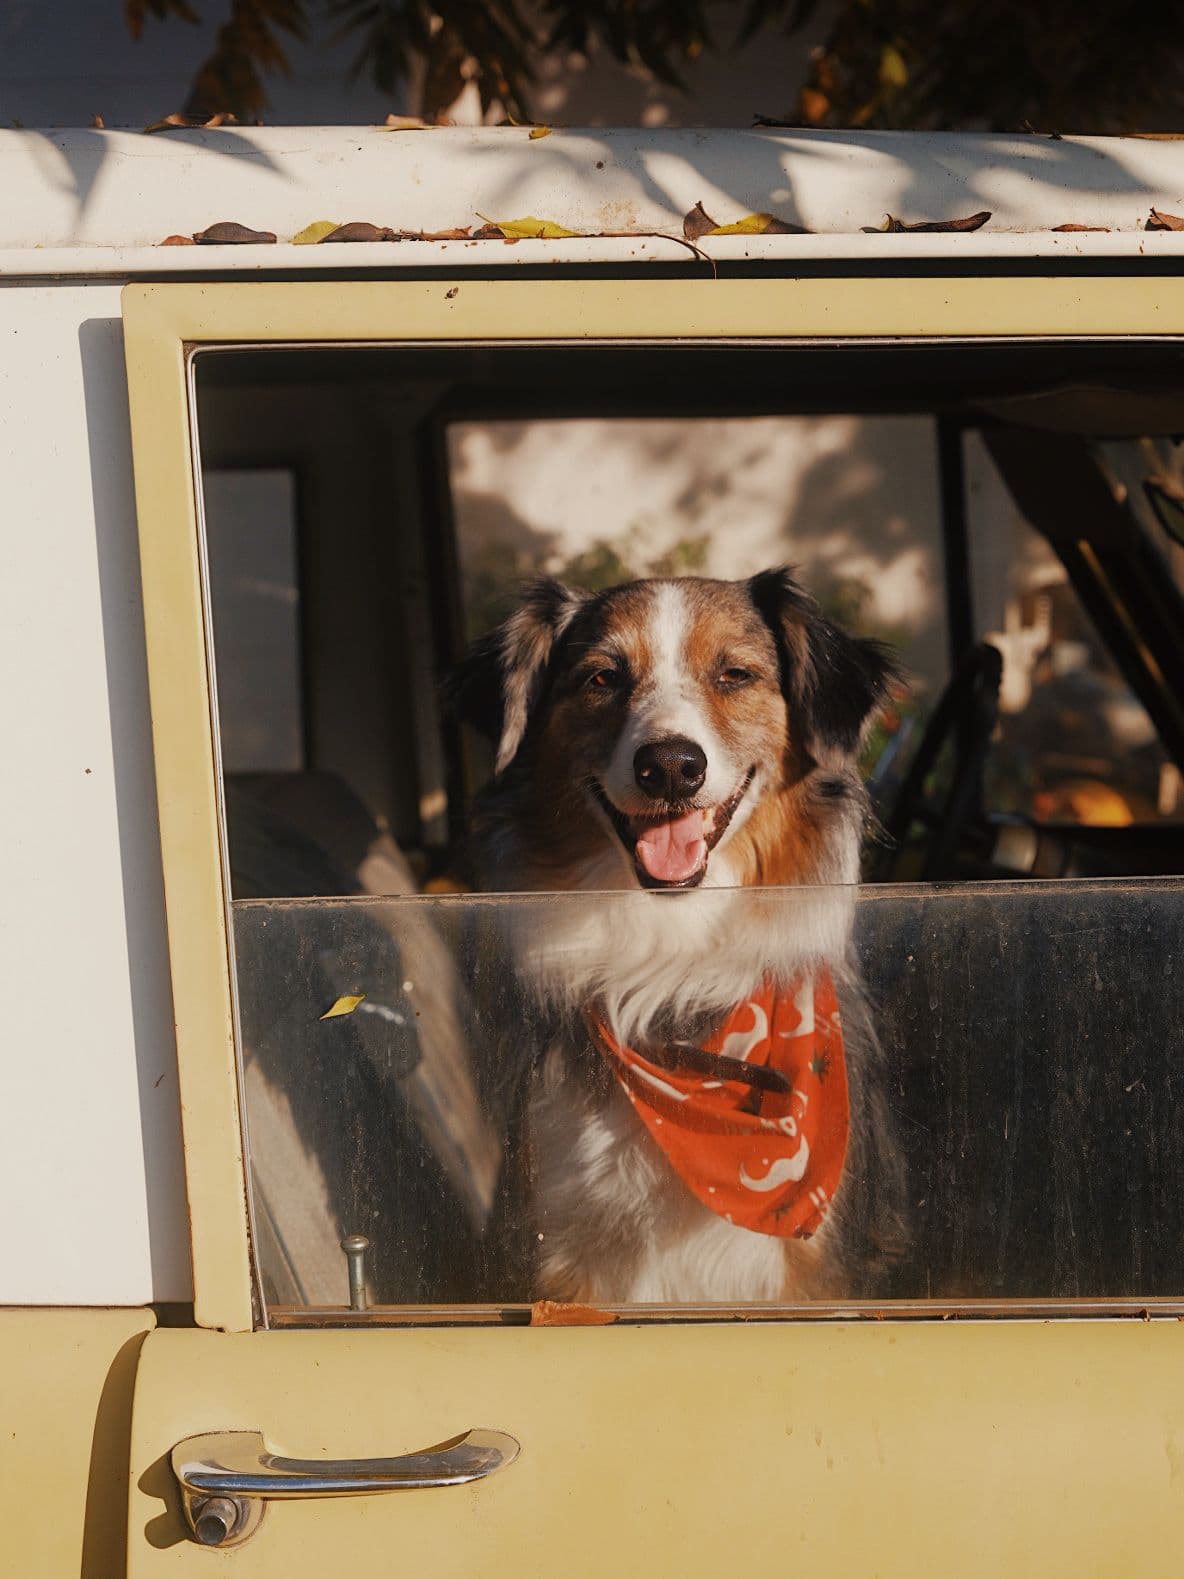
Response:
125,0,1182,138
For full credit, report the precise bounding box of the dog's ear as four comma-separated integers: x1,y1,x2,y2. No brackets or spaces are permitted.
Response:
447,578,584,774
749,566,897,754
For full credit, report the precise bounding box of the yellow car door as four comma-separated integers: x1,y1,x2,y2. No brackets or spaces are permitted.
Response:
122,276,1184,1578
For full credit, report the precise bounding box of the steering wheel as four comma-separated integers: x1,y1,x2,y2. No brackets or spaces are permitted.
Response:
872,642,1004,883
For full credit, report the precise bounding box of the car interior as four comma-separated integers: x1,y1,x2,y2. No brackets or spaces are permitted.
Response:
191,337,1184,1315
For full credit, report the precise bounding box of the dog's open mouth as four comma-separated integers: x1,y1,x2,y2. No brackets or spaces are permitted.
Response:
591,768,756,890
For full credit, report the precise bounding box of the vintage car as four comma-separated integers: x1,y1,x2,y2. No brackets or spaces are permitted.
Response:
5,123,1184,1576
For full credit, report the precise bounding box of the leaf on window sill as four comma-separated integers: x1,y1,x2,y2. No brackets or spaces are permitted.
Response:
1147,208,1184,231
320,994,366,1020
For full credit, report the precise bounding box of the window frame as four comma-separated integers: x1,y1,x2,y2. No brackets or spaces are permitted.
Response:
122,275,1184,1333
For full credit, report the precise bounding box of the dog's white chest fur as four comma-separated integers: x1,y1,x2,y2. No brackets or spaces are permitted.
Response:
529,1049,791,1303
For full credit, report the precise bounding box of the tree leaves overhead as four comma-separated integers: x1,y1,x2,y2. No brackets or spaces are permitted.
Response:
541,0,715,92
125,0,1184,129
326,1,539,121
755,0,1184,133
124,0,199,40
185,0,307,118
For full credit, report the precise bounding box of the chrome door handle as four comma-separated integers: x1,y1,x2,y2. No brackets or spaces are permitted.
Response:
171,1427,520,1547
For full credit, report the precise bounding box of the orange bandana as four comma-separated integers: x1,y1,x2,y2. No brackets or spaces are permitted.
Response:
587,973,848,1239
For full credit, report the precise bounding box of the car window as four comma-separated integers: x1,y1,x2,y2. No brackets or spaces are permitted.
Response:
188,337,1184,1324
233,879,1184,1318
967,436,1177,827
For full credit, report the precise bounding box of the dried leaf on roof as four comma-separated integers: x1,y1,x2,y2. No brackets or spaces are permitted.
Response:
1147,208,1184,231
683,201,718,240
291,219,340,244
529,125,552,139
320,221,398,242
379,114,435,131
707,211,808,235
144,110,236,134
1051,223,1110,232
477,215,580,239
879,210,991,233
399,226,472,241
192,220,277,244
159,234,196,246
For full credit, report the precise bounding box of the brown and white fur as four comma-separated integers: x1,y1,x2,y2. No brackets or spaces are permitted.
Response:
453,569,906,1304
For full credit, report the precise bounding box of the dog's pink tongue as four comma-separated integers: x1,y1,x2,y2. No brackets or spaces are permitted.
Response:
635,809,706,883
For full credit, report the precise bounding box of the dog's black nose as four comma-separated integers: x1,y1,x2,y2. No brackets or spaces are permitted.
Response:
634,737,708,800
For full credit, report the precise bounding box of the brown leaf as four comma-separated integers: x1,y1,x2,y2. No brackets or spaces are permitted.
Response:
1147,208,1184,231
159,234,196,246
530,1299,617,1326
192,221,277,245
880,210,991,233
91,113,105,130
1051,223,1111,232
320,221,398,243
400,226,471,241
683,201,718,241
144,110,234,135
472,222,504,239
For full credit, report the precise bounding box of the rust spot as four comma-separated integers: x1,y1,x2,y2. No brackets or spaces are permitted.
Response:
530,1299,616,1326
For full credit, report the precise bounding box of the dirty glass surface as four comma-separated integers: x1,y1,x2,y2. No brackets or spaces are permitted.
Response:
233,878,1184,1320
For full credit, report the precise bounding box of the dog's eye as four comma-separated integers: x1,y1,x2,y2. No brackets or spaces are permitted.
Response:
588,668,622,691
717,666,756,688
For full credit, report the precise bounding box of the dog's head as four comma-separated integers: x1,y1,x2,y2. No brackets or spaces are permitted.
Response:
452,570,895,892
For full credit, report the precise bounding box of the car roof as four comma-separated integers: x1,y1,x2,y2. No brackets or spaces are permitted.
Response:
3,125,1184,277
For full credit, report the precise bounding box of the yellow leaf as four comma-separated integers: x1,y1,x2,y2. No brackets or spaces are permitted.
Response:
706,213,800,235
707,212,776,235
320,994,366,1020
529,125,552,139
879,43,908,89
483,214,579,239
291,220,339,245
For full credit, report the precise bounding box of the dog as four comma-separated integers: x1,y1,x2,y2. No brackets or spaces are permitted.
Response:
453,568,906,1305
